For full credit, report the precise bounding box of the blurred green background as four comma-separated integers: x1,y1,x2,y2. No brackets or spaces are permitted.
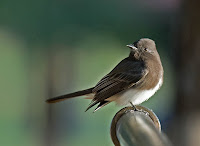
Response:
2,0,200,146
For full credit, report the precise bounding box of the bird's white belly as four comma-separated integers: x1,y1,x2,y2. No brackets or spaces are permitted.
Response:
108,77,163,106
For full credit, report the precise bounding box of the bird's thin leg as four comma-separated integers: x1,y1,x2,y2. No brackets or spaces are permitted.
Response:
130,102,138,111
129,102,149,116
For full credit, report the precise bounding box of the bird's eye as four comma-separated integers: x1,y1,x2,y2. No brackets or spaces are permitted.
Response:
144,48,148,51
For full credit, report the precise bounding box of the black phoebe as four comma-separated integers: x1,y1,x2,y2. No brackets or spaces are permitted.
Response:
46,38,163,112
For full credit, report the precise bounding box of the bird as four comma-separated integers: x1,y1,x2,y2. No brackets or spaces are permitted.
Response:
46,38,164,112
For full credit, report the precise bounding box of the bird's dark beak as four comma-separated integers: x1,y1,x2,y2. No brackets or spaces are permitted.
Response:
126,44,138,51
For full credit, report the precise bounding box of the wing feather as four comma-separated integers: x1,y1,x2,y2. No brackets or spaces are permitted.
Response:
87,58,148,111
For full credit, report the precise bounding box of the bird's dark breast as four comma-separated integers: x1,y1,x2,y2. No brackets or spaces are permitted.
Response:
138,57,163,90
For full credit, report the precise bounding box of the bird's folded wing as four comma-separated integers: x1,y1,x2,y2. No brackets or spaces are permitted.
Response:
92,58,148,103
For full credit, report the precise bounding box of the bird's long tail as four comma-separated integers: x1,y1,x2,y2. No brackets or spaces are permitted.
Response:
46,87,94,103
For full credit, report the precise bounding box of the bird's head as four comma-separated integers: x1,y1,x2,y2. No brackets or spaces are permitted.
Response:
127,38,157,60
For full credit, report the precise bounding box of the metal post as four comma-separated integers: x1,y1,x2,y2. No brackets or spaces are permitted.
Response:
110,106,172,146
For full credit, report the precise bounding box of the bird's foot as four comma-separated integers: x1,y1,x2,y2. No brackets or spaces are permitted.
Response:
129,102,149,116
129,102,138,111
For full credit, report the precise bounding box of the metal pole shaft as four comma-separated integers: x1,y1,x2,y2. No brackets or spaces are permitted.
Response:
110,106,172,146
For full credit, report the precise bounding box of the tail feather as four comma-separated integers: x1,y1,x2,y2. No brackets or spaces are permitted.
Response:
85,100,110,112
46,87,94,103
93,101,110,112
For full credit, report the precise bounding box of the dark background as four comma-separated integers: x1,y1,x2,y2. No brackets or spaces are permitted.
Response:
1,0,200,145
